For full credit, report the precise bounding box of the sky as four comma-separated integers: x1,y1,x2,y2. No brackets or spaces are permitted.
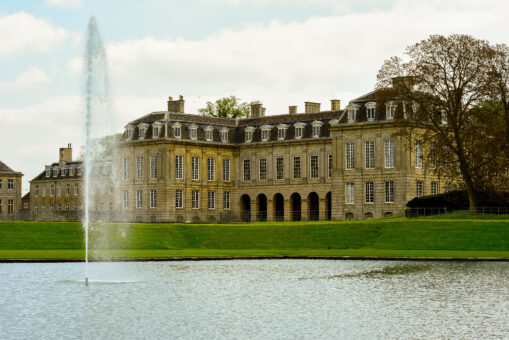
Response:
1,0,509,193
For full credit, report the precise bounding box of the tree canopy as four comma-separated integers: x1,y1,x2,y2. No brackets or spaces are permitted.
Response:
199,96,257,119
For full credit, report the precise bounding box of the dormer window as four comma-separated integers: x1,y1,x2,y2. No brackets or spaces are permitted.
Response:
62,168,68,177
77,168,82,176
261,125,272,141
189,124,198,140
138,123,149,139
277,124,288,140
172,123,181,139
53,169,59,177
346,104,359,123
311,121,323,138
70,168,75,176
125,124,135,139
386,102,396,120
204,126,213,141
245,127,255,142
294,122,305,139
152,123,161,139
366,102,376,121
220,128,228,143
45,170,51,177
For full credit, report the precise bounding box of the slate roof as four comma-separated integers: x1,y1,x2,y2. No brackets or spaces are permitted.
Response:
0,161,21,174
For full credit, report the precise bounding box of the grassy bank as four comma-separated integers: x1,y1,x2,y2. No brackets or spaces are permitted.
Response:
0,216,508,260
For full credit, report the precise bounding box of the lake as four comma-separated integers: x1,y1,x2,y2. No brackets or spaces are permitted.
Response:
0,260,508,339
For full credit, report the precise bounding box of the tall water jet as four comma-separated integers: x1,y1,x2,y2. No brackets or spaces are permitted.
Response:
83,17,110,285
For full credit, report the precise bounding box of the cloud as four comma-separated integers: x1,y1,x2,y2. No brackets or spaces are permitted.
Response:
0,67,51,91
0,12,71,57
46,0,83,7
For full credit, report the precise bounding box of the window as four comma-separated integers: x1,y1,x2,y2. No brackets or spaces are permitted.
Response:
416,180,423,197
346,183,355,204
386,103,396,119
24,203,30,210
70,168,75,176
346,142,355,170
53,169,59,177
8,199,15,214
189,127,197,140
431,181,438,195
261,129,270,141
277,127,286,140
66,184,70,196
295,126,303,139
208,191,215,209
192,156,199,180
57,203,62,210
205,128,213,141
276,157,284,180
136,190,142,208
328,154,333,178
50,184,55,196
223,159,230,182
126,128,134,139
173,125,181,138
153,126,160,138
365,181,374,203
415,142,422,169
293,156,301,179
77,168,82,176
35,184,39,196
8,179,14,190
136,156,143,179
139,127,147,139
384,139,394,169
42,205,46,213
312,125,321,137
223,191,230,210
74,183,78,195
42,184,46,196
123,157,130,180
49,203,53,210
57,184,62,196
385,181,394,203
150,189,157,208
243,159,251,181
245,130,253,142
348,109,356,123
123,191,129,209
150,155,158,179
310,155,319,179
62,169,68,177
175,155,183,180
220,129,228,142
45,170,51,177
259,158,267,180
175,189,183,208
365,141,374,169
207,158,215,181
366,104,376,121
0,200,2,214
65,203,69,211
34,204,38,214
192,190,199,209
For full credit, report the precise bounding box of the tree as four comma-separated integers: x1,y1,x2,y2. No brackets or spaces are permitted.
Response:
377,34,496,213
199,96,255,119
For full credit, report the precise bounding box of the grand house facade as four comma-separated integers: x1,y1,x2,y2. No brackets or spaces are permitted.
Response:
27,87,442,223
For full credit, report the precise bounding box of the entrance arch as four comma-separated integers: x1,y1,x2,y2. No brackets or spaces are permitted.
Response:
308,192,319,221
274,193,284,221
326,192,332,220
241,194,251,222
257,194,267,222
290,193,301,221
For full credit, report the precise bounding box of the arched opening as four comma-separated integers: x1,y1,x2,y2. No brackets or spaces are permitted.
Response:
290,193,301,221
274,193,284,221
241,194,251,222
257,194,267,222
308,192,319,221
364,212,373,219
384,211,393,218
325,192,332,221
345,212,354,220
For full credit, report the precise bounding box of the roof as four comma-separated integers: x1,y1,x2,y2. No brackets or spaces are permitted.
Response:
0,161,21,174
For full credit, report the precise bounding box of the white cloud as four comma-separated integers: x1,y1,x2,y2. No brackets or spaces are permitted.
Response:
46,0,83,7
0,67,51,91
0,12,71,57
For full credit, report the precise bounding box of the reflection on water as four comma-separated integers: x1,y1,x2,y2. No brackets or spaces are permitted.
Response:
0,260,508,339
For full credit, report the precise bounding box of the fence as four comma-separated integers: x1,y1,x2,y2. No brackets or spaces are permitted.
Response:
405,207,509,218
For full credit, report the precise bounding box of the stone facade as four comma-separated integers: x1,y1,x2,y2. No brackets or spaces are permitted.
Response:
0,161,23,220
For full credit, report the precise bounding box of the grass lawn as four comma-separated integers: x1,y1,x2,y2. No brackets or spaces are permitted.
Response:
0,215,508,260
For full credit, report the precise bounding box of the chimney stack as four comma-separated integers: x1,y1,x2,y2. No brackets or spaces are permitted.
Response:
331,99,341,111
289,106,297,114
59,143,72,163
304,102,321,113
250,103,264,118
167,95,185,113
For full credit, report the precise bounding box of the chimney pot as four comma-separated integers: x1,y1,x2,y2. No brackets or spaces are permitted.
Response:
331,99,341,111
304,102,321,113
289,106,297,114
250,103,263,117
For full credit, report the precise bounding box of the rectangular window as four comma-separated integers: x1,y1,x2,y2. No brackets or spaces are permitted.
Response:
0,199,2,214
74,183,78,195
150,189,157,208
205,129,213,141
57,184,62,196
415,142,422,169
223,191,230,210
192,156,199,180
384,139,394,169
190,128,197,140
220,130,228,142
35,184,39,196
136,190,142,208
136,156,143,179
192,190,199,209
386,105,395,119
245,130,253,142
431,181,438,195
365,141,374,169
207,158,215,181
8,179,14,190
150,155,158,179
346,142,355,170
416,180,423,197
293,156,301,179
223,159,230,182
175,189,183,208
348,109,356,123
208,191,215,209
0,179,2,189
8,199,14,214
123,157,130,180
276,157,284,180
367,107,376,120
173,126,181,138
243,159,251,181
50,184,55,196
175,155,183,180
65,203,69,211
57,203,62,211
261,129,269,141
346,182,355,204
365,181,374,203
385,181,394,203
42,205,46,213
328,154,333,178
42,184,46,197
295,127,303,139
123,191,129,209
66,184,70,196
74,203,78,211
310,155,319,179
259,158,267,180
312,125,320,137
34,204,38,214
278,128,286,140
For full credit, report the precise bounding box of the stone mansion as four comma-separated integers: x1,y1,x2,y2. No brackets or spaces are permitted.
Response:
28,87,442,223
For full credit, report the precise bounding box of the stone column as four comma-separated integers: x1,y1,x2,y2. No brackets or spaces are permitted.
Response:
267,199,274,222
284,199,291,222
301,198,309,221
319,198,327,221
